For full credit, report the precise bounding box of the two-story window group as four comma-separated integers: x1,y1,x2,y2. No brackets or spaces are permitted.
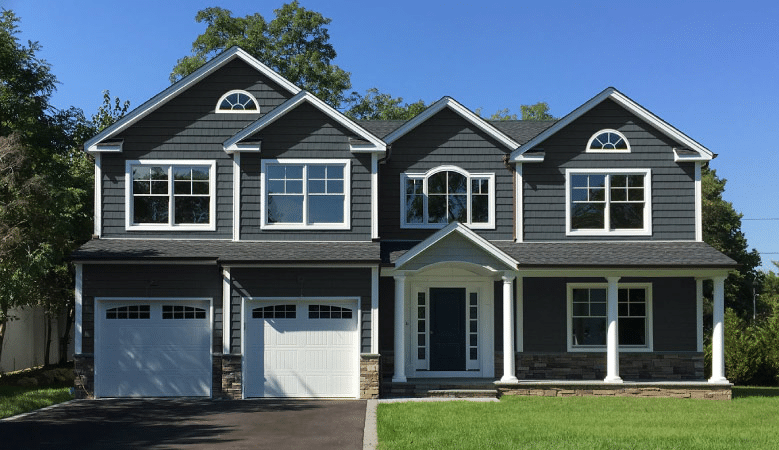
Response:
71,47,736,400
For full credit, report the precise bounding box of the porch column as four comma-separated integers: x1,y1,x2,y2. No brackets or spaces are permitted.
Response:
709,275,729,383
393,274,407,382
501,274,518,382
604,276,623,383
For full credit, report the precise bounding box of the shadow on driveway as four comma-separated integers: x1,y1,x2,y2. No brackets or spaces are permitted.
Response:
0,399,366,450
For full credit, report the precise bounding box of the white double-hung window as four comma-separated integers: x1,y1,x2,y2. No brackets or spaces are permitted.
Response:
565,168,651,236
261,159,351,230
401,166,495,229
126,160,216,231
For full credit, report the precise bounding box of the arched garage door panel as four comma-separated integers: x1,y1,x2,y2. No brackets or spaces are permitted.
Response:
244,301,358,398
96,300,212,398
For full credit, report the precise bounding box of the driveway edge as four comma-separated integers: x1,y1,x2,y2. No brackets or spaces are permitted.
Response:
363,399,378,449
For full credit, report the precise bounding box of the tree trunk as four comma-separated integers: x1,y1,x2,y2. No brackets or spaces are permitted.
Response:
0,306,7,370
44,314,53,366
59,300,73,364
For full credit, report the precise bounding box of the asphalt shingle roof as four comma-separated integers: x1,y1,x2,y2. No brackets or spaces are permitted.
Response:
72,239,381,264
382,241,737,268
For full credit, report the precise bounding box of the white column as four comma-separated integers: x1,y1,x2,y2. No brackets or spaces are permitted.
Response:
222,268,231,354
75,263,83,355
604,276,623,383
709,275,729,383
696,278,704,352
393,274,407,382
501,274,518,382
371,267,379,354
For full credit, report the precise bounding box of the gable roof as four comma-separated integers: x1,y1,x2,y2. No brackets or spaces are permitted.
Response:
394,222,518,271
223,90,386,153
84,46,302,153
509,87,714,162
383,97,521,150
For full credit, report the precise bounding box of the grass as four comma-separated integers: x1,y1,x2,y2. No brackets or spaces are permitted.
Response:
0,386,73,419
377,387,779,449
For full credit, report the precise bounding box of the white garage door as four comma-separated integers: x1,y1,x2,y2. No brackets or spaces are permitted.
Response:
96,300,212,398
244,300,358,398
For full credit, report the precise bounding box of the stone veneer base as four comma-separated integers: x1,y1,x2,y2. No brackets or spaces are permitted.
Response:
360,353,381,399
496,382,732,400
74,353,95,399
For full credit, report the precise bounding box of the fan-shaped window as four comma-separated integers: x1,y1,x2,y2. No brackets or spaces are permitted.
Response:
106,305,150,319
253,304,296,319
162,305,206,319
587,129,630,152
309,305,353,319
216,90,259,113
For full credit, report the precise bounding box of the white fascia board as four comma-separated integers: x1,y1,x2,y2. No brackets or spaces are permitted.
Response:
394,222,518,270
510,87,714,162
674,148,711,162
85,46,301,153
513,152,545,163
383,96,520,150
223,91,386,153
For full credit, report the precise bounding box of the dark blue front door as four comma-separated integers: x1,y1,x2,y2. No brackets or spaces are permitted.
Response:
429,288,466,371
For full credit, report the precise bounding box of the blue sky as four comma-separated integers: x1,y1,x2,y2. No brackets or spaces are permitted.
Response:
3,0,778,269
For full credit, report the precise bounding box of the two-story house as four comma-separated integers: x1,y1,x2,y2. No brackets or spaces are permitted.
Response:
72,47,736,400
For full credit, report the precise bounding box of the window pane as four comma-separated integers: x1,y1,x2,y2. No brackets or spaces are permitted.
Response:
327,180,343,193
631,303,646,317
571,174,588,188
449,194,467,222
134,197,169,223
630,289,646,303
326,165,343,179
309,179,326,194
309,165,326,179
133,166,151,181
150,166,167,180
267,195,303,223
590,289,606,303
406,179,422,195
619,318,646,345
429,172,447,194
628,188,644,201
309,195,344,223
174,180,191,195
448,172,467,194
173,167,191,180
572,289,589,303
571,188,588,202
428,195,447,223
151,180,168,195
286,180,303,194
589,175,606,188
572,317,606,346
627,175,644,187
175,197,210,224
471,194,488,223
590,302,607,316
268,180,285,194
133,180,150,194
406,195,424,223
191,181,209,195
572,302,589,316
571,203,605,229
610,204,644,229
611,175,627,188
611,187,627,201
267,165,286,179
286,165,303,179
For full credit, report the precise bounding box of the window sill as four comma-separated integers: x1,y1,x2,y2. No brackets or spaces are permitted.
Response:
126,224,217,232
401,222,495,230
260,223,351,231
566,229,652,237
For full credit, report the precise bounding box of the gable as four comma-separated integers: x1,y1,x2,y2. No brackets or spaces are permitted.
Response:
510,88,713,162
397,232,515,272
85,47,301,152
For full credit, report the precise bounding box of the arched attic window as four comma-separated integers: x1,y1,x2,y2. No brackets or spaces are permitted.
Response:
216,90,259,113
587,129,630,153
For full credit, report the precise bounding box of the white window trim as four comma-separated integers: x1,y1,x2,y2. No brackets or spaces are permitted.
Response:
125,160,217,231
566,283,653,353
565,168,652,236
586,129,631,153
260,158,351,230
215,89,260,114
400,165,495,230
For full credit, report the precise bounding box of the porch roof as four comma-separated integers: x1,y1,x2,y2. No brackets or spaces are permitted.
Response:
71,239,381,265
382,240,737,269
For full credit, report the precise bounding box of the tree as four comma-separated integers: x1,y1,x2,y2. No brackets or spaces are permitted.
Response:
345,88,427,121
171,3,351,108
702,164,762,316
475,102,556,121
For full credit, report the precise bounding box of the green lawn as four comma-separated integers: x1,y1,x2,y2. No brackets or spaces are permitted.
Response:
378,388,779,449
0,386,73,420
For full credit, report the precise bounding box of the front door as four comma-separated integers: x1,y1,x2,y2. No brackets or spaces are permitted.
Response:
429,288,466,371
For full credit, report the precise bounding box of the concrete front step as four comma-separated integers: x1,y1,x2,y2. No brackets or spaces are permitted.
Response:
425,389,499,398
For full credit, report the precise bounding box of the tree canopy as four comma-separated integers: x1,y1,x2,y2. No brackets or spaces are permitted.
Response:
170,3,351,108
344,88,427,121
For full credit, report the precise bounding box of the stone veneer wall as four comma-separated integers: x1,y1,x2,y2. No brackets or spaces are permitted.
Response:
74,354,94,399
516,352,704,381
360,353,381,399
498,384,731,400
213,354,242,399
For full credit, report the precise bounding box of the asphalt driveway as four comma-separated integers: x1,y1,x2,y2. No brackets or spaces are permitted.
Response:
0,398,367,450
